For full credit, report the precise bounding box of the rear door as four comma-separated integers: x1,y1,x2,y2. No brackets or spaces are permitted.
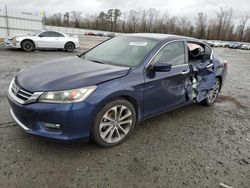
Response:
143,41,191,117
187,41,216,102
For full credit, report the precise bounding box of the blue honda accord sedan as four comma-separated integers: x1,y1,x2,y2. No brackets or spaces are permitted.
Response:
8,33,227,147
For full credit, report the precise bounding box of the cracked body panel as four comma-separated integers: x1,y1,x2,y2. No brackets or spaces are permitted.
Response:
185,41,227,103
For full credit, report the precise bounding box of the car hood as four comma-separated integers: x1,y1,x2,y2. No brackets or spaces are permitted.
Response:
16,57,130,92
7,35,29,39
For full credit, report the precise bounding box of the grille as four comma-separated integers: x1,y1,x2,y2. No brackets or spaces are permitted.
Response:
11,81,33,101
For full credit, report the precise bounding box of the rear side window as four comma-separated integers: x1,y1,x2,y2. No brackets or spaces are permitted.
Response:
187,42,211,62
153,41,185,66
204,46,212,60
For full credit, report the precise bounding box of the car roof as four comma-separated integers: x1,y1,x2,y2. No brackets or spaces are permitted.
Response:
40,30,67,35
124,33,198,42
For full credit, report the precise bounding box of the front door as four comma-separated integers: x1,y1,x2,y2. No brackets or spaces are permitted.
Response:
36,31,61,48
143,41,191,118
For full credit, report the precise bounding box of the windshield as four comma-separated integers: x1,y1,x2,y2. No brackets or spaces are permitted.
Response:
28,31,41,36
84,36,158,67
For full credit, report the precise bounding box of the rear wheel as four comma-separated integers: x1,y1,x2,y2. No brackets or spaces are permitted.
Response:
200,78,221,106
91,99,136,147
21,40,35,52
65,42,75,52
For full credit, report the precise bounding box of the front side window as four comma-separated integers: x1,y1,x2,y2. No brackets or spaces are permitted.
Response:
152,41,185,66
84,36,158,67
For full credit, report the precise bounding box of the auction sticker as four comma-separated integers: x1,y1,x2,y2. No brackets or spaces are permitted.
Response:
129,42,148,46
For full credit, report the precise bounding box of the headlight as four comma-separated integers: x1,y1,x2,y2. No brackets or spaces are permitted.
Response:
38,86,97,103
12,37,17,43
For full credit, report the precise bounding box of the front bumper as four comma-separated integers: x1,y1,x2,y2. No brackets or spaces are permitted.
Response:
4,38,20,48
8,94,97,141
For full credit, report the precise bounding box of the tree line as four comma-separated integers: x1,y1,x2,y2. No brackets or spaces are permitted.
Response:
44,8,250,42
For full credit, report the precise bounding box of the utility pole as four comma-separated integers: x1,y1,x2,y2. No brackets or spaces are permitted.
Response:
41,10,46,29
5,5,9,36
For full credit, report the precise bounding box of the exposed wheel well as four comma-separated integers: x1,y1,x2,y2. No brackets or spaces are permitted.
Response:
118,95,138,114
216,75,222,91
21,39,35,48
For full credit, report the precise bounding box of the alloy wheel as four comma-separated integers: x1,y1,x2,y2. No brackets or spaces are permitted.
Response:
207,80,220,103
99,105,133,144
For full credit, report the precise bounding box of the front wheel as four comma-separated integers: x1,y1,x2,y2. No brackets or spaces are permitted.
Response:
200,78,221,106
91,99,136,147
21,40,35,52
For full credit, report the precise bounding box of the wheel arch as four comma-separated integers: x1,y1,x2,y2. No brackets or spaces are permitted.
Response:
20,39,36,48
216,75,222,91
95,93,142,125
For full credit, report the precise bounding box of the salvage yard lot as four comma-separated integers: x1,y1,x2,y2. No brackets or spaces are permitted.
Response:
0,38,250,187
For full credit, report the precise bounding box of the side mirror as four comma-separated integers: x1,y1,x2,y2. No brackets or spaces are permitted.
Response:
153,63,172,72
39,35,44,37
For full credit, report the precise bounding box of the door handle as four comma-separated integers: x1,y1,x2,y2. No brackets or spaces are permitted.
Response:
181,70,190,74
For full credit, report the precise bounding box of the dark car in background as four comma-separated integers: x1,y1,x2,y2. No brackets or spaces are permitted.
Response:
85,32,96,36
228,42,242,49
8,34,227,147
96,32,104,37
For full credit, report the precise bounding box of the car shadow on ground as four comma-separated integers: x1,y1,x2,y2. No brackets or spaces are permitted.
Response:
16,102,208,152
0,45,84,53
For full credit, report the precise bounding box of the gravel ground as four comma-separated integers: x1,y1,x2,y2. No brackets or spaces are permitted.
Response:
0,40,249,188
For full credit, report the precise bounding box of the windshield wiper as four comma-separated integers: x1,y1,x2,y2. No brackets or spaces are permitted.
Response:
89,59,105,64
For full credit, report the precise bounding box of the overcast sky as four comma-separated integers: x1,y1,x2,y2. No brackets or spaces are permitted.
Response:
1,0,249,21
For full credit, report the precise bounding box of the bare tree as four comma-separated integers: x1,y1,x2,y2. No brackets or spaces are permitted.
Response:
71,10,82,28
147,8,157,32
215,7,226,40
238,15,249,41
63,12,70,27
44,8,250,42
97,11,107,30
167,16,178,34
141,10,148,32
129,10,139,32
222,8,233,40
195,12,207,39
46,13,62,26
179,16,191,36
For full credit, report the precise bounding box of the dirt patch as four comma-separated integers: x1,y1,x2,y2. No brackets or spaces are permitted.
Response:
0,47,250,188
216,95,248,109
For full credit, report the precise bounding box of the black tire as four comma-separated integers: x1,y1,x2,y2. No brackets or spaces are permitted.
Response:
65,42,75,52
91,99,136,147
21,40,35,52
200,78,221,106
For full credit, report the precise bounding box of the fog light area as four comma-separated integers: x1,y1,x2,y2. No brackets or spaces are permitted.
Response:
43,123,61,129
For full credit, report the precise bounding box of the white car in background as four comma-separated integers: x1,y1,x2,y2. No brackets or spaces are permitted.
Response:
4,30,80,52
240,44,250,50
213,41,221,47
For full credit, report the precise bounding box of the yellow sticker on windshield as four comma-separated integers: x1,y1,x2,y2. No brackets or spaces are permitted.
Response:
129,42,148,46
